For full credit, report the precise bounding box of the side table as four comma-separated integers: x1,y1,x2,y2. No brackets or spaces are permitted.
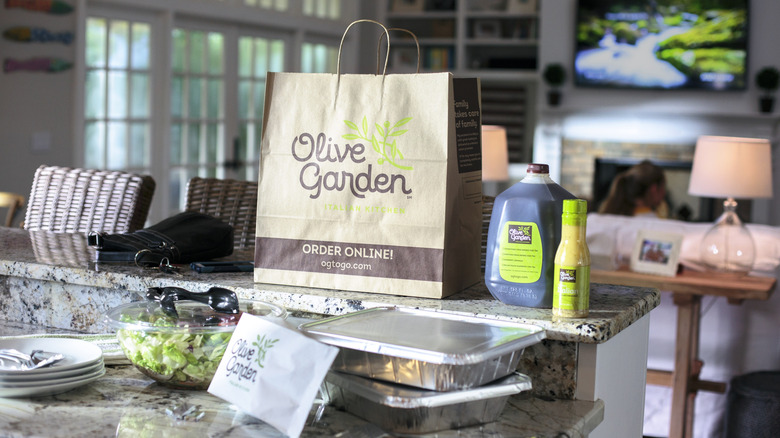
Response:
591,268,776,438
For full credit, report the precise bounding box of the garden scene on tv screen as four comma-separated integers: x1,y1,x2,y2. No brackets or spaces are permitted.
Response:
575,0,748,90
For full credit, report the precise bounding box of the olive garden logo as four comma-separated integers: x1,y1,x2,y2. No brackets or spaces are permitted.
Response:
508,224,533,244
290,116,414,199
342,116,413,170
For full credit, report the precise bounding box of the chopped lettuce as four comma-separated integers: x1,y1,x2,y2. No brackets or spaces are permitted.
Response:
116,311,233,389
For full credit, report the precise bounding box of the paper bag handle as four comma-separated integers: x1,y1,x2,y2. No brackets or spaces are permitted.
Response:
376,28,421,74
338,19,390,76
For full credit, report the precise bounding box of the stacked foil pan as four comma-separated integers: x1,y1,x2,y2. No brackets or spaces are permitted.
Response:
300,307,546,434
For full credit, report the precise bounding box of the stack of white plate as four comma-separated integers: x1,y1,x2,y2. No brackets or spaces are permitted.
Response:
0,338,106,398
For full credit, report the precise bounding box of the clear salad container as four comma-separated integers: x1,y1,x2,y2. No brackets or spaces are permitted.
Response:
105,288,287,390
299,307,546,391
322,370,533,434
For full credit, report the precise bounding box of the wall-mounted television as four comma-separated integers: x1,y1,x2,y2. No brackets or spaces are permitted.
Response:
574,0,749,90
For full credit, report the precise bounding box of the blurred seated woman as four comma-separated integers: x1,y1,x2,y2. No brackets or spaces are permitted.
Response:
597,160,668,218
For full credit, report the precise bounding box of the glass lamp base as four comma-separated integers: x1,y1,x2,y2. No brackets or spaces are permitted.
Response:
700,199,755,277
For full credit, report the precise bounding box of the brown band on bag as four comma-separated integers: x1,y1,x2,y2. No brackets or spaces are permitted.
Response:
255,237,443,282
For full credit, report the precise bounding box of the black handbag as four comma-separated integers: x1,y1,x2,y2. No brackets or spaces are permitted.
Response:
87,211,234,264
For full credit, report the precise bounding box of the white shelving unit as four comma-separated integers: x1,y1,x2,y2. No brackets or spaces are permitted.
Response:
378,0,540,161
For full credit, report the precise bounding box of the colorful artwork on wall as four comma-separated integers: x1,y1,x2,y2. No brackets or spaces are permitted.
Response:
4,0,73,15
3,27,73,44
3,57,72,73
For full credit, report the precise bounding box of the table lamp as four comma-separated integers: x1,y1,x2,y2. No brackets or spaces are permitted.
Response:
688,135,773,275
482,125,509,181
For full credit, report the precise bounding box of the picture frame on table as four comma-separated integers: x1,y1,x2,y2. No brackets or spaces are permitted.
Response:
630,230,683,277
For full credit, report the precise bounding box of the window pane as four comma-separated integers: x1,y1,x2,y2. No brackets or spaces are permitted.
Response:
172,29,187,73
302,0,314,15
171,76,184,118
85,70,105,118
187,123,200,164
207,123,219,163
107,71,127,119
170,123,183,164
131,23,150,69
253,81,264,119
301,43,312,73
269,40,284,72
108,20,129,69
207,79,222,119
168,168,185,212
190,31,205,74
130,73,149,118
188,78,202,118
129,123,148,167
329,0,340,19
84,122,105,168
86,18,106,68
254,39,268,78
314,44,327,72
238,80,251,118
107,122,127,169
239,37,252,77
208,33,223,75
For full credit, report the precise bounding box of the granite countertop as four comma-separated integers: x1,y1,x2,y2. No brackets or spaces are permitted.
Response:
0,228,659,345
0,320,605,438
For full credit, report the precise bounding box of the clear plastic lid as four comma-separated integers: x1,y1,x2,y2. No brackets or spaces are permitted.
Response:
105,299,287,334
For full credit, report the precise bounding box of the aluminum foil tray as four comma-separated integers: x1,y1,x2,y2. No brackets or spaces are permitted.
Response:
322,371,532,435
299,307,545,391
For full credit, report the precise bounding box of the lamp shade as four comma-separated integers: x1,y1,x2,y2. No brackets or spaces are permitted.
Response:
688,135,773,199
482,125,509,181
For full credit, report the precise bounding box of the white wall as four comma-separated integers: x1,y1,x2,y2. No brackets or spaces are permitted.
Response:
0,7,78,226
536,0,780,226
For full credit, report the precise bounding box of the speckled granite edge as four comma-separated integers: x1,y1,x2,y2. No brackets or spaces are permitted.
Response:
0,227,660,345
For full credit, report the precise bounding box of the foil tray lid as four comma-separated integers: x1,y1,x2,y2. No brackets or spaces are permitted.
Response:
299,307,546,365
325,371,532,408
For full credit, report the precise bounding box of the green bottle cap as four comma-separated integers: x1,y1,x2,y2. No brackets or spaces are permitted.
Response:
563,199,587,214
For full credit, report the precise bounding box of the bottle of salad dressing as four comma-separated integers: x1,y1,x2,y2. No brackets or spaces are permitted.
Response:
485,163,576,308
553,199,591,318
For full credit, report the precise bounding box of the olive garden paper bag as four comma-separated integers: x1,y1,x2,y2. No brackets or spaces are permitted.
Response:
254,24,482,299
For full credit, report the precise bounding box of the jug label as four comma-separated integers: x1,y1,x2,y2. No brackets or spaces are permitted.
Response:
499,221,542,282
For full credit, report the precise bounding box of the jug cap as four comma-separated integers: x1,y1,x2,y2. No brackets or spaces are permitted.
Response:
526,163,549,174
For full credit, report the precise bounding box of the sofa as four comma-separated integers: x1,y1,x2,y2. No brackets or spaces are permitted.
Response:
586,213,780,438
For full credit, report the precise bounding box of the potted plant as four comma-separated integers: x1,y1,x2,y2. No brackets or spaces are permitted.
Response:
755,66,780,113
543,63,566,107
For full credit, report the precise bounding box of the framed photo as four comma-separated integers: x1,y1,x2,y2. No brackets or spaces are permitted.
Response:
630,230,683,277
473,20,501,38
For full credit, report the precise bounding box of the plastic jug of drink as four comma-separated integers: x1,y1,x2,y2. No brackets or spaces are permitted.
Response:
485,163,576,307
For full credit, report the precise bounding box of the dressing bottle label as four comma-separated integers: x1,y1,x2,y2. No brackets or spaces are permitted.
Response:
498,222,542,283
553,265,590,311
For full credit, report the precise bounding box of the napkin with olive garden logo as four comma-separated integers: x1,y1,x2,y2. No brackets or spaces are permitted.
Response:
208,313,338,438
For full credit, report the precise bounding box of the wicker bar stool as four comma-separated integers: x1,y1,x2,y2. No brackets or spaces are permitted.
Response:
184,177,258,249
0,192,25,227
24,165,156,234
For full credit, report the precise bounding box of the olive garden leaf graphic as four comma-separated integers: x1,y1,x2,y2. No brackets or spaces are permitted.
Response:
343,116,413,170
252,334,279,369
